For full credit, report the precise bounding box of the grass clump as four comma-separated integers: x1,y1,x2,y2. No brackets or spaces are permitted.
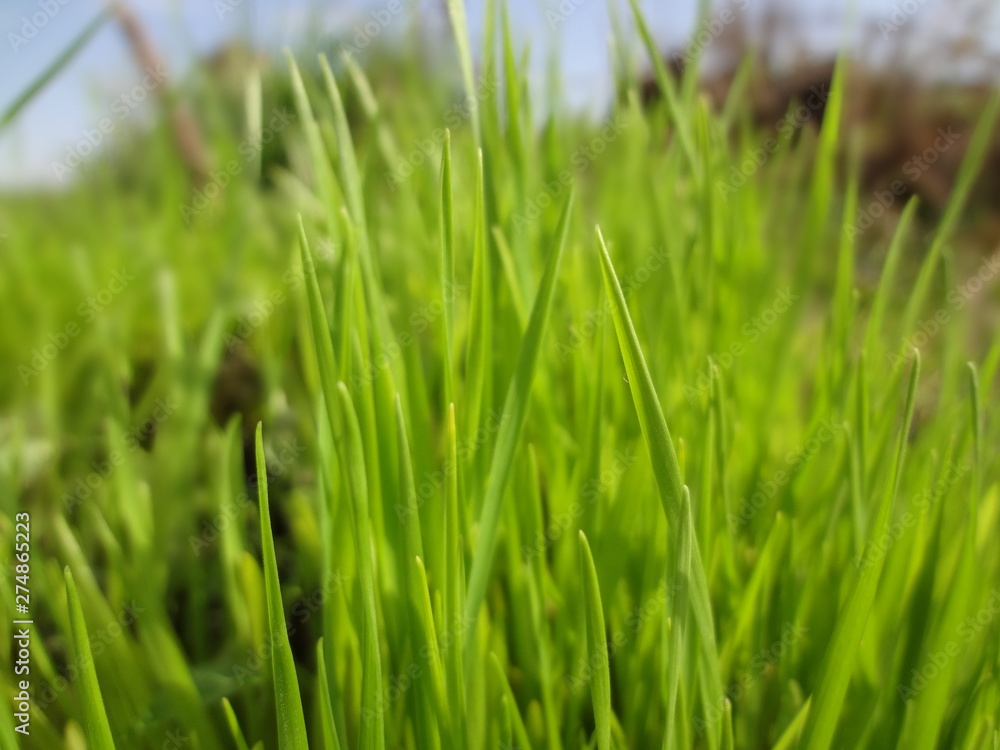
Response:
1,2,998,748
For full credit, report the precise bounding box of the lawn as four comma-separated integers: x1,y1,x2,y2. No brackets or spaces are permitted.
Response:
1,1,998,748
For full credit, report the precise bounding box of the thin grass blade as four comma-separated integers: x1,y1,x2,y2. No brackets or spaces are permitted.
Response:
799,351,921,750
64,568,117,750
254,424,309,750
595,226,723,715
579,531,612,750
463,192,574,658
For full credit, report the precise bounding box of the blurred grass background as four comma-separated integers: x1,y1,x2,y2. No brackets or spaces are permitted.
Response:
1,0,999,748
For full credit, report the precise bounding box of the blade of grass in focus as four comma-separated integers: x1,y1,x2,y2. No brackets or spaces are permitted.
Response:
799,351,920,750
316,642,344,750
64,568,117,750
222,697,252,750
462,192,574,662
579,531,612,750
336,383,386,750
596,226,723,718
664,488,694,749
255,424,310,750
443,402,468,746
440,130,456,409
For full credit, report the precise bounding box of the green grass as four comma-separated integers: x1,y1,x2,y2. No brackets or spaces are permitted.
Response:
1,2,999,748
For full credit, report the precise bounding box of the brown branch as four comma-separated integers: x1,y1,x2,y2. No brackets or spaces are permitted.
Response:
110,0,210,185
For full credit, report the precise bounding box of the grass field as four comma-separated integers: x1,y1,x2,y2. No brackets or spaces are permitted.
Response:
1,1,999,748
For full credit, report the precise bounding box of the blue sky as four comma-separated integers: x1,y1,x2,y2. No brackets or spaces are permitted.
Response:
0,0,991,187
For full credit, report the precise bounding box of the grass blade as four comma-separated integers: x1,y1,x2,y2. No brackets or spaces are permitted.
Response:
440,130,456,408
463,192,574,659
444,0,482,147
254,423,310,750
443,402,468,744
336,382,386,750
490,653,534,750
862,199,917,355
414,556,452,739
285,53,340,238
64,568,117,750
898,89,1000,341
1,10,111,131
595,226,723,717
665,488,694,749
799,351,921,750
222,697,252,750
297,216,341,438
624,0,696,171
579,531,612,750
894,363,980,750
316,640,344,750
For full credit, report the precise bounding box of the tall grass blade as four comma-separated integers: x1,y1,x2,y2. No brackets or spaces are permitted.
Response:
64,568,117,750
799,351,921,750
579,530,612,750
665,488,694,749
316,641,344,750
595,226,723,714
444,0,482,147
0,10,111,131
440,130,456,408
254,424,310,750
222,697,252,750
624,0,696,170
463,192,574,658
336,383,386,750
